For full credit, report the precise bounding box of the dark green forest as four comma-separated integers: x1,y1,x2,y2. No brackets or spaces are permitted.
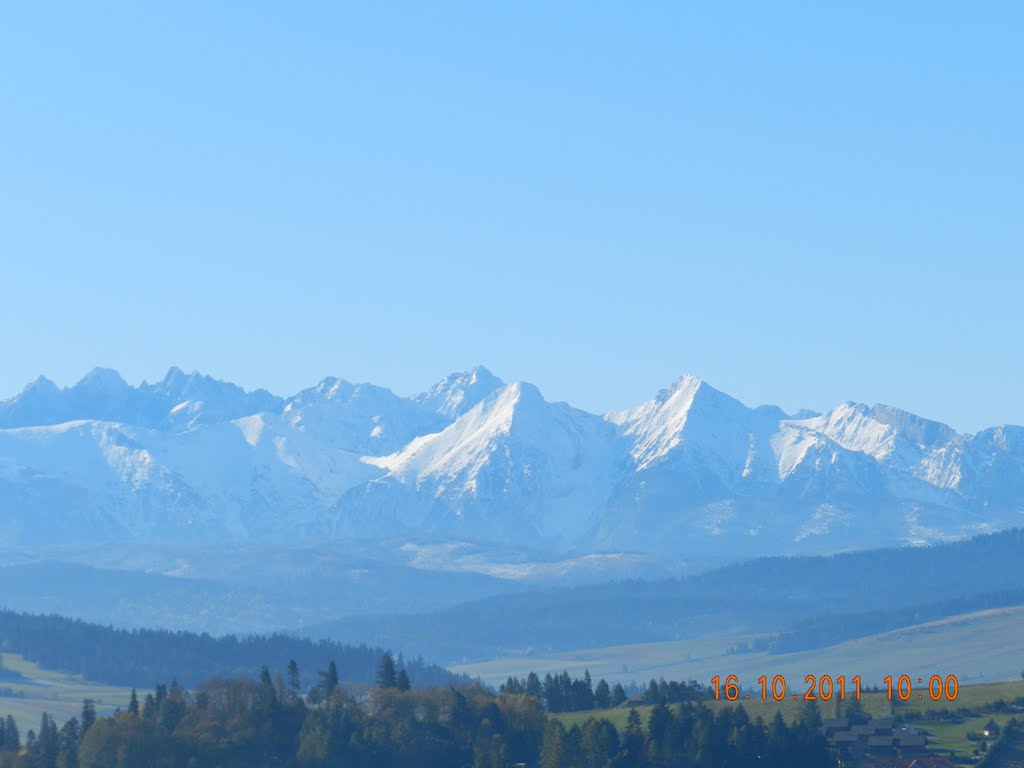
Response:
0,611,462,689
0,663,831,768
500,671,708,713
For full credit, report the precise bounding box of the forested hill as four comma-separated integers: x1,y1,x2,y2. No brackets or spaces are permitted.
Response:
0,610,465,689
0,675,832,768
315,528,1024,662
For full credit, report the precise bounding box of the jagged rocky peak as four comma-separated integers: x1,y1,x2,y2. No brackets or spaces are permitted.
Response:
414,365,505,420
2,363,1024,555
75,367,130,391
4,374,59,402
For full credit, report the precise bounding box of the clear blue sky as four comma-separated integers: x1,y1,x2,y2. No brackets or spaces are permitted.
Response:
1,3,1021,433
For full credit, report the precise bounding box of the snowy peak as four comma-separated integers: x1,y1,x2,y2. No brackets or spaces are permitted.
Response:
0,368,132,428
797,402,959,456
2,364,1024,555
366,380,622,544
0,367,281,431
607,374,757,472
791,401,967,488
413,365,505,420
77,367,130,392
868,404,958,447
151,368,283,429
0,375,62,428
795,402,898,463
283,377,444,455
374,381,545,478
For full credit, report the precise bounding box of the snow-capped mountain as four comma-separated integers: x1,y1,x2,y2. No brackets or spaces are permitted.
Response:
0,367,281,431
347,382,626,547
0,366,1020,555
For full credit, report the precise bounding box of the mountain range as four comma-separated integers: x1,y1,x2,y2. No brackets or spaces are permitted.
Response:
1,365,1021,557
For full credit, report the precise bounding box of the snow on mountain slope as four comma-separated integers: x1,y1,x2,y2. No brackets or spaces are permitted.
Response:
0,365,1021,556
0,367,281,430
607,375,787,492
412,365,505,420
357,382,625,546
153,367,283,429
788,402,968,491
957,425,1024,506
283,377,444,455
0,414,382,543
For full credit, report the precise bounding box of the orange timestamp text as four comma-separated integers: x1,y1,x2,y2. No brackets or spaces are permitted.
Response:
711,674,960,702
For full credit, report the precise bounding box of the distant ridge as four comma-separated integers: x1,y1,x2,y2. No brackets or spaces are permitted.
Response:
0,608,465,689
1,366,1022,556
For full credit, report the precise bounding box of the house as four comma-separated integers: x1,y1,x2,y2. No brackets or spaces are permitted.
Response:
824,717,850,736
867,734,896,754
860,757,953,768
983,719,1000,738
894,733,928,756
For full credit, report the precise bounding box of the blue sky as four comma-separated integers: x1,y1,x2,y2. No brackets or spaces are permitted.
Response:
1,3,1021,432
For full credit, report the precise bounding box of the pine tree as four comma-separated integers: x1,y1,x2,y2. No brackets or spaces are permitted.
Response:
648,698,672,752
36,712,58,767
376,653,396,689
622,706,645,763
396,668,410,692
800,697,823,733
526,671,542,699
58,716,80,762
595,678,611,709
4,715,19,751
287,659,301,700
646,679,660,704
320,660,339,698
612,682,627,707
128,688,139,716
81,699,96,734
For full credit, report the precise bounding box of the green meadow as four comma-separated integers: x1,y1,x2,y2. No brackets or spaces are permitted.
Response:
0,652,133,733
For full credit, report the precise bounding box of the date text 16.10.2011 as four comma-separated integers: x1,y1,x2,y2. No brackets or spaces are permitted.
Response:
711,675,960,702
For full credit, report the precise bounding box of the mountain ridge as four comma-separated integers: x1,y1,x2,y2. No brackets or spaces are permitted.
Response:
1,366,1020,556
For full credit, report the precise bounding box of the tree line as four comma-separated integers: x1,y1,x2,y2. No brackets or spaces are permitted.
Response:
542,700,829,768
0,656,830,768
0,610,462,689
501,671,710,713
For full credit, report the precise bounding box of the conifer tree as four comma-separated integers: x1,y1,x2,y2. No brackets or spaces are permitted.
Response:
376,653,396,689
526,671,542,699
287,659,301,700
320,660,339,698
612,682,627,707
81,699,96,734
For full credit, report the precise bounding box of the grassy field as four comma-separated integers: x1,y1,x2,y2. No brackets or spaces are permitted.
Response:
453,606,1024,692
894,679,1024,718
553,687,897,731
894,680,1024,765
0,652,133,734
